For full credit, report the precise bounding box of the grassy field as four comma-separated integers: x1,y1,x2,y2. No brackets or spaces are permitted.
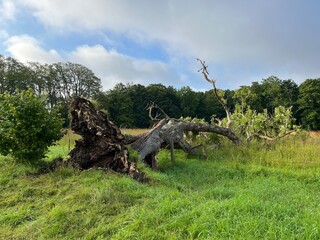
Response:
1,131,320,239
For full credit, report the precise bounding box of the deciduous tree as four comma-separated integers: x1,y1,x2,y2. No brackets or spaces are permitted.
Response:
298,78,320,130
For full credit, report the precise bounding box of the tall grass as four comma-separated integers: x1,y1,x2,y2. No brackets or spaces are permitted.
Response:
1,131,320,239
46,129,81,160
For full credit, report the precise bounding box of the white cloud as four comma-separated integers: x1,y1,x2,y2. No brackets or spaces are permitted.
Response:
0,0,16,22
18,1,314,59
5,34,62,63
4,35,182,90
68,45,181,89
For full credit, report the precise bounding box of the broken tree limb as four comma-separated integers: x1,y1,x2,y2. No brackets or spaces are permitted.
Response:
68,97,148,182
127,99,241,168
147,102,169,121
130,118,241,167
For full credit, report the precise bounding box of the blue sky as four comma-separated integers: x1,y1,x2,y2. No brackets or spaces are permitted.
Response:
1,0,320,91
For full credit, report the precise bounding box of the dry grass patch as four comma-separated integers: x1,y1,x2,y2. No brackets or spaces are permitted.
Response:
121,128,149,136
309,131,320,138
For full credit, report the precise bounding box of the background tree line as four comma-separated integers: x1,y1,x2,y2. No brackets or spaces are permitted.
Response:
0,55,102,126
96,77,320,131
1,54,320,130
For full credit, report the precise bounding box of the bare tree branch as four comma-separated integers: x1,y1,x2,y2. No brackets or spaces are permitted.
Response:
147,102,169,121
197,58,233,129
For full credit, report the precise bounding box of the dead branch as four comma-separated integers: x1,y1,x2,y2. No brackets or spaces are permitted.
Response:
68,95,241,173
147,102,169,121
197,58,233,129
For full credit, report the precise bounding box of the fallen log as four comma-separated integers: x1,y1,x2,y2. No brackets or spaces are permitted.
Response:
129,117,240,168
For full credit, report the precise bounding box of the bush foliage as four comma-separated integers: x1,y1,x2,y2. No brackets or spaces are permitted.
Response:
0,89,64,162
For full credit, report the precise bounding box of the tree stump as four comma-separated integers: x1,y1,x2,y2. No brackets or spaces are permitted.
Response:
69,97,147,182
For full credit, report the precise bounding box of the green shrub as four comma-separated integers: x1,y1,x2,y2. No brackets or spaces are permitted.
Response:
0,89,64,162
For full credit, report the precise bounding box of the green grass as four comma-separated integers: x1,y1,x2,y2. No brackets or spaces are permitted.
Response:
1,132,320,239
46,129,81,160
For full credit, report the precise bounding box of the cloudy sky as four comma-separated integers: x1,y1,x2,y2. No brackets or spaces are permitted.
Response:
1,0,320,91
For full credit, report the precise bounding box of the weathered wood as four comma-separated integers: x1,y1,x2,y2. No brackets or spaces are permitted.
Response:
130,118,241,168
69,97,147,182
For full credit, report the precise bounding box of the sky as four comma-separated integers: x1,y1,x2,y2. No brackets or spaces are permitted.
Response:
0,0,320,91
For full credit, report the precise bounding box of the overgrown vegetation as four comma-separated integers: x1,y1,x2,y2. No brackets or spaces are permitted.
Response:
1,131,320,239
224,87,298,142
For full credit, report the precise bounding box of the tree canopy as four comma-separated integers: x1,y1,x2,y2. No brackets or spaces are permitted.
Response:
1,54,319,130
95,77,318,130
298,79,320,130
0,56,102,102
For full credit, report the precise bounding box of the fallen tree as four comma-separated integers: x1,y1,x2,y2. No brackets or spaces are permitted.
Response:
68,59,296,177
126,103,240,169
126,59,297,167
124,59,241,168
67,59,242,173
68,96,240,176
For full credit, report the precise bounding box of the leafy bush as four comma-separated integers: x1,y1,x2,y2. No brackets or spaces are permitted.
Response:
0,89,64,162
216,86,299,143
230,105,298,142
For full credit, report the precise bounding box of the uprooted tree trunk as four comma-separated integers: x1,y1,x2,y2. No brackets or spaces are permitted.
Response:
69,96,148,182
127,116,240,169
67,58,294,174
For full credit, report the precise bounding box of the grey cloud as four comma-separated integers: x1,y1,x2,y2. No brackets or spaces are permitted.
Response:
14,1,320,87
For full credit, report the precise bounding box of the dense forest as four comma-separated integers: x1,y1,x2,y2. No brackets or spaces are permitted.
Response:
1,55,320,130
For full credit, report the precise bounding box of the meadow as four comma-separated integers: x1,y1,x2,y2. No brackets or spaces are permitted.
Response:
1,130,320,239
